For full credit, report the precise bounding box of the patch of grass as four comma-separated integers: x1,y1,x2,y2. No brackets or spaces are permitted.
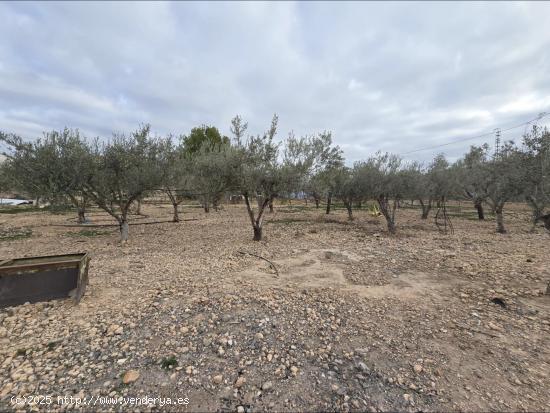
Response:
0,226,32,241
46,341,58,351
45,204,76,215
66,229,111,237
400,203,422,210
267,217,308,225
0,205,40,214
16,348,27,356
277,205,310,213
446,211,494,221
160,355,178,370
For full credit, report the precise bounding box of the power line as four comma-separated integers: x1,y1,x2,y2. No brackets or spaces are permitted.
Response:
400,111,549,156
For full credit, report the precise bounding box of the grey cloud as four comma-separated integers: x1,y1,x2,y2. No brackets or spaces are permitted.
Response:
1,1,550,163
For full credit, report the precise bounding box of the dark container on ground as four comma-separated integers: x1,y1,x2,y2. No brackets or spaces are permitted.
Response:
0,253,90,308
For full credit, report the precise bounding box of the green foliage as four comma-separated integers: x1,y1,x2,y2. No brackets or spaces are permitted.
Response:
3,116,549,239
0,205,40,214
455,142,526,232
232,114,281,201
85,125,164,239
46,341,58,351
0,226,32,241
66,229,111,237
283,131,344,198
182,125,229,155
0,128,94,223
160,355,178,370
188,141,235,211
521,125,550,220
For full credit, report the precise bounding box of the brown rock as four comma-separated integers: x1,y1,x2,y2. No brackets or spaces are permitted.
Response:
122,370,140,384
235,376,246,388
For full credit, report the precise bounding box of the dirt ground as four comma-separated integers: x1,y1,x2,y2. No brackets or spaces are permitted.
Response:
0,201,549,412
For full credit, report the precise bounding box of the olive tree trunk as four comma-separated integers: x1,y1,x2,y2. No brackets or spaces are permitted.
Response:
344,201,353,221
119,218,129,242
495,204,506,234
377,196,397,234
68,193,88,224
419,199,432,219
77,208,86,224
172,203,180,222
244,193,270,241
326,192,332,215
165,190,181,223
253,226,262,241
526,196,545,231
474,199,485,220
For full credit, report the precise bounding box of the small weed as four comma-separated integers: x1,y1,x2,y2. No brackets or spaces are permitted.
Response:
16,348,27,356
0,206,40,214
45,204,76,215
67,229,111,237
46,341,57,351
160,355,178,370
267,217,306,225
0,226,32,241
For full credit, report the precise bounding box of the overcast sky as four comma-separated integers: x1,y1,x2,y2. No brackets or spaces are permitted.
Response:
1,1,550,163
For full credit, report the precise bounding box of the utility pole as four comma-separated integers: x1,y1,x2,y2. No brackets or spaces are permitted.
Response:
494,128,501,158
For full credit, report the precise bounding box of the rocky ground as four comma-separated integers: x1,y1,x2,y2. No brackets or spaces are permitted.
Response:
0,201,549,412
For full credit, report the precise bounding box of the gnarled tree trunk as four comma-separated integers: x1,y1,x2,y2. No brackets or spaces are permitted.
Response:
165,190,181,223
474,199,484,220
495,204,506,234
377,195,397,234
526,196,545,231
172,204,180,222
326,192,332,215
77,208,86,224
244,193,270,241
536,214,550,231
419,199,432,219
119,218,129,242
253,226,262,241
344,201,353,221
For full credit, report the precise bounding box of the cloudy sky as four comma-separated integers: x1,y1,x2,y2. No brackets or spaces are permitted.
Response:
1,1,550,163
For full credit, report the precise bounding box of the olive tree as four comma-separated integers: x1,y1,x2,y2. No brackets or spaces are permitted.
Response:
429,154,454,207
301,133,344,211
0,132,50,204
0,129,93,222
230,114,281,241
521,125,550,228
455,145,490,220
400,162,433,219
333,164,367,221
83,125,162,241
460,143,525,233
282,131,343,210
189,141,234,213
360,152,404,234
157,136,190,222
